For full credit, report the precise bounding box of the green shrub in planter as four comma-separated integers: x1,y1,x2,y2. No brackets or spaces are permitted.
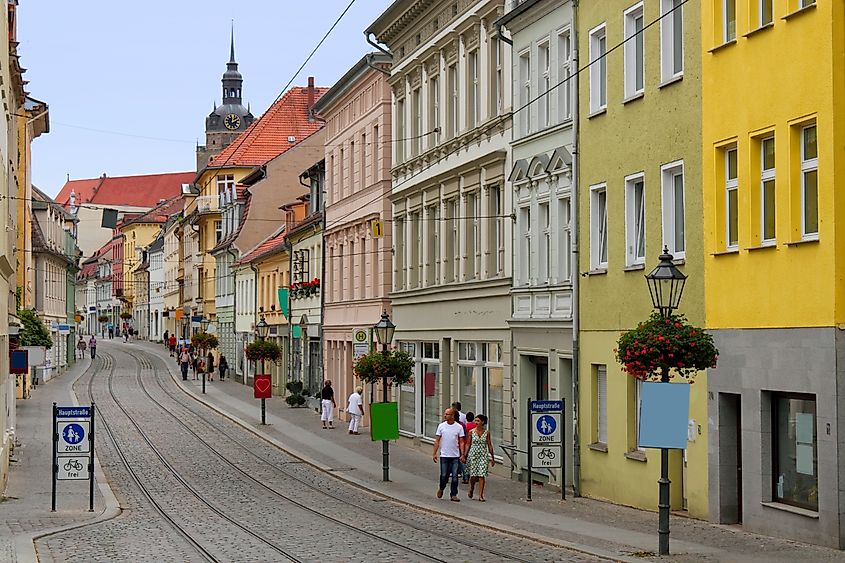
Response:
285,380,307,407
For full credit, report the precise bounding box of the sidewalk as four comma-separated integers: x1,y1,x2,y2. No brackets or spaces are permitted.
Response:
0,355,119,563
137,340,845,563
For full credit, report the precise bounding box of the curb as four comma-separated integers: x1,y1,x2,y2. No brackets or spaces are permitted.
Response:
140,343,640,563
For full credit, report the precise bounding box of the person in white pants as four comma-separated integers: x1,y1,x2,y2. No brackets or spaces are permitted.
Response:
320,380,336,429
347,386,364,435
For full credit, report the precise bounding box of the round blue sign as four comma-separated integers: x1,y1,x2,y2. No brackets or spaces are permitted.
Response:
536,415,557,435
63,423,85,445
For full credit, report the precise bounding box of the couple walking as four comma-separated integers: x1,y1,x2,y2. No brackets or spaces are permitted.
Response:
432,407,495,502
319,381,365,435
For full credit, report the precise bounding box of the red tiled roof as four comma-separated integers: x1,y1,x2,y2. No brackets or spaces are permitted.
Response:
208,83,328,168
235,227,286,266
77,260,97,282
123,196,184,226
55,171,194,209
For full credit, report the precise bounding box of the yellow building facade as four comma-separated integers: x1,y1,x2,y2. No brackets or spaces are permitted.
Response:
578,0,707,516
702,0,845,547
119,221,163,316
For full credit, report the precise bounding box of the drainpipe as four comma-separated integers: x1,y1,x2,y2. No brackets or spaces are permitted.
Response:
249,261,260,383
496,22,513,46
570,0,581,498
365,32,391,57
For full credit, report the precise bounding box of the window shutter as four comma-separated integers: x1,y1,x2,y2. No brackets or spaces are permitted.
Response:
597,365,608,444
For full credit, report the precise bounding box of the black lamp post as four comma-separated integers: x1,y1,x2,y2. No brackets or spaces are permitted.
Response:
200,318,210,394
644,246,687,556
256,314,270,425
373,310,395,482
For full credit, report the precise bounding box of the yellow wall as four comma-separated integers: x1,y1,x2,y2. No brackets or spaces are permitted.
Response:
577,0,706,515
256,251,289,324
120,222,163,305
702,1,844,329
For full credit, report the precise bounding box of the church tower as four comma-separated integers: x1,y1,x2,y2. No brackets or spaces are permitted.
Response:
196,27,255,171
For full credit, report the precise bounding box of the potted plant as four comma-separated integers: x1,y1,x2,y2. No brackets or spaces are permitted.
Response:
191,332,219,354
353,348,414,387
245,339,282,363
119,312,132,320
615,312,718,382
97,315,109,324
285,380,308,407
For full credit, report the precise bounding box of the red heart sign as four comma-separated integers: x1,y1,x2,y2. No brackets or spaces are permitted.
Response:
254,374,272,399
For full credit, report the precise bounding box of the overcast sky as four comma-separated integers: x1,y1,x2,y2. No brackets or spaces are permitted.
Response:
18,0,393,197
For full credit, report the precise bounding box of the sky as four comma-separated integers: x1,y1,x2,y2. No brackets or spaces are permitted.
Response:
18,0,394,198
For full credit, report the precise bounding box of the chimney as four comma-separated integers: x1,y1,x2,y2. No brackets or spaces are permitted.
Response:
306,76,316,120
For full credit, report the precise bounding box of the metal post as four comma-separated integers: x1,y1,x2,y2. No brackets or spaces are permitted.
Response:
527,397,532,502
89,403,95,512
562,398,566,501
202,361,206,394
658,368,670,555
382,342,389,482
261,357,266,425
51,402,57,512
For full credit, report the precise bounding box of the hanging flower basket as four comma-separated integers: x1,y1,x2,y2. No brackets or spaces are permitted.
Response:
290,278,321,299
353,349,414,387
245,339,282,362
615,312,718,382
119,312,132,320
97,315,109,323
191,332,219,351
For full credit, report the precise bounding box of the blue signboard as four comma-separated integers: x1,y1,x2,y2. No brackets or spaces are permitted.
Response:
62,423,85,445
638,382,690,449
536,415,557,436
56,406,91,419
530,400,563,412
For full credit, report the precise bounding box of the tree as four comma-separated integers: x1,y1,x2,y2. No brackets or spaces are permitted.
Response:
19,309,52,348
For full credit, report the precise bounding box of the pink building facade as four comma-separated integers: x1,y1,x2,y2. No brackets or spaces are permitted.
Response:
315,53,393,422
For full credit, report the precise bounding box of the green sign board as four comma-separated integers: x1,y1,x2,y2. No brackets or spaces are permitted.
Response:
370,401,399,441
277,288,289,317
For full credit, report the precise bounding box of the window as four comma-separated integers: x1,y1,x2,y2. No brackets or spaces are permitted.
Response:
214,220,222,244
420,342,442,439
625,174,646,266
538,41,551,128
760,137,776,243
491,36,503,117
465,192,479,280
661,0,684,80
520,206,531,284
590,184,608,269
398,342,417,433
428,76,440,148
595,365,608,445
448,64,458,138
339,146,346,196
589,24,607,113
801,125,818,238
394,219,404,290
216,174,235,196
489,186,505,276
539,201,550,281
519,50,531,135
725,148,739,248
773,394,817,511
409,211,421,287
558,197,572,282
661,161,685,257
349,140,355,191
624,4,645,98
425,205,438,286
395,100,405,164
373,124,380,181
457,342,505,451
800,0,815,7
468,50,479,129
724,0,737,43
558,30,572,121
760,0,773,25
411,88,422,157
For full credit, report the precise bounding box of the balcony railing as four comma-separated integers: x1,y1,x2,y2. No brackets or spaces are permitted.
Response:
196,195,220,214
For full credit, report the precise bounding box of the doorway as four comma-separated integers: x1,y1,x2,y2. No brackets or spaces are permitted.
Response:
718,393,743,523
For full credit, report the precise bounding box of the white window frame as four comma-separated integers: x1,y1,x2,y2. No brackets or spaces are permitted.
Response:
660,0,684,81
558,196,572,283
468,50,479,129
801,124,818,239
539,200,551,282
428,76,440,148
590,183,608,270
596,365,608,445
661,160,686,258
589,24,607,113
491,36,503,117
724,0,737,43
624,3,645,99
760,137,776,244
558,28,572,121
725,147,739,249
624,173,646,266
519,49,531,136
538,39,551,128
760,0,773,26
519,205,531,285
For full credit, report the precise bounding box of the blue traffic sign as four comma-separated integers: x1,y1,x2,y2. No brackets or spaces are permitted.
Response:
63,423,85,445
530,400,563,412
536,415,557,436
56,406,91,419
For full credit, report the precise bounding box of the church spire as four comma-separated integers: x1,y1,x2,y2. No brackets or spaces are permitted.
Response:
229,21,236,64
221,22,243,105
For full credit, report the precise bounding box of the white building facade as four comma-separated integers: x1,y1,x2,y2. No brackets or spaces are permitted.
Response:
148,236,165,341
367,0,514,453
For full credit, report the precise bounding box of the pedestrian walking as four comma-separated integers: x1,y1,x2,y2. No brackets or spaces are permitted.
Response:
163,330,169,345
122,329,128,343
218,355,228,381
452,401,468,482
432,408,466,502
168,334,177,357
191,353,199,380
347,386,364,435
466,414,495,502
320,380,336,429
206,352,215,381
88,335,97,359
179,349,190,381
465,412,476,432
76,336,87,359
107,324,114,339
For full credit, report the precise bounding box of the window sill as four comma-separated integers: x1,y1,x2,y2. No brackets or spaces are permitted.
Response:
623,264,645,272
743,22,774,38
745,242,777,251
783,3,816,21
711,248,740,257
707,39,737,54
658,74,683,89
761,501,819,519
588,442,608,453
585,268,607,276
622,92,644,105
784,237,819,246
672,258,685,266
587,108,607,119
624,449,648,462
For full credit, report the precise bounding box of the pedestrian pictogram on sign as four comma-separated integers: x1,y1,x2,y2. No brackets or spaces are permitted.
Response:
371,220,384,238
57,421,90,454
531,412,561,444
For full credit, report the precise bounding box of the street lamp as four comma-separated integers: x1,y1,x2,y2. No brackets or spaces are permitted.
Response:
200,318,210,394
255,314,269,425
644,246,687,556
373,310,395,481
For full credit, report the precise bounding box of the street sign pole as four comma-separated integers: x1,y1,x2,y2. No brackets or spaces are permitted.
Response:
51,402,57,512
527,397,532,502
562,398,566,501
89,402,95,512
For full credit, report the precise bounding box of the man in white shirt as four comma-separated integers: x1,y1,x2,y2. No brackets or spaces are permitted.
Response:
432,408,466,501
347,386,364,435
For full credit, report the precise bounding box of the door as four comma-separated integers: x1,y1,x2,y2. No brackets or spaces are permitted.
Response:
718,393,742,523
